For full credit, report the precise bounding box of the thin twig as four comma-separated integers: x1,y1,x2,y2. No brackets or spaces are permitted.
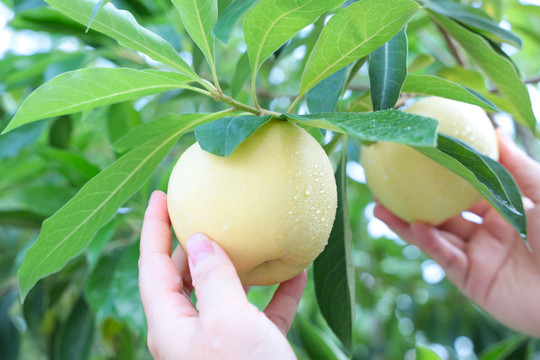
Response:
436,23,467,67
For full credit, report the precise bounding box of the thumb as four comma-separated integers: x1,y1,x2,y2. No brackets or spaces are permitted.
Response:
186,233,247,314
497,129,540,204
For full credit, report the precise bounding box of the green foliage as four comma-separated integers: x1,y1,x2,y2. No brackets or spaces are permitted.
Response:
299,0,419,97
194,115,272,156
313,147,354,353
3,68,193,133
1,0,538,358
415,134,527,243
285,111,438,146
369,28,408,111
402,74,498,111
429,11,536,131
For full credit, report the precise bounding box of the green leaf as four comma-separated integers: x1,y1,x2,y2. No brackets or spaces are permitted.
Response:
113,113,209,153
0,291,19,360
195,115,273,156
347,92,373,113
230,52,251,97
114,111,232,153
408,53,434,72
49,116,72,149
416,345,443,360
85,246,125,323
3,68,192,133
56,297,94,360
300,0,420,97
0,183,76,217
414,134,527,243
0,122,46,159
314,145,354,353
17,124,192,301
425,0,522,48
369,27,408,111
107,102,142,144
429,11,536,132
402,74,498,111
213,0,259,44
284,110,438,147
43,0,198,79
111,241,147,337
86,0,111,31
85,218,121,272
171,0,217,71
306,66,348,113
296,315,349,360
244,0,344,75
39,148,101,188
479,335,528,360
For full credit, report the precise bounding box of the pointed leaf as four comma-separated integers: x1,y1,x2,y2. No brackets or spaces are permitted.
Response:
408,53,435,72
213,0,260,44
306,66,348,113
85,246,124,323
195,115,273,156
43,0,198,79
314,147,354,353
57,297,94,360
297,315,349,360
17,124,193,300
172,0,217,70
300,0,419,97
114,113,210,153
86,0,111,31
416,345,443,360
402,74,498,112
429,11,536,132
3,68,192,133
414,134,527,243
230,52,251,97
425,0,522,48
284,110,438,147
369,27,408,110
479,335,528,360
111,241,147,337
244,0,344,75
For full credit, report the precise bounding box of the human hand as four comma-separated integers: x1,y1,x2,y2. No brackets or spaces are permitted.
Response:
374,129,540,337
138,191,307,360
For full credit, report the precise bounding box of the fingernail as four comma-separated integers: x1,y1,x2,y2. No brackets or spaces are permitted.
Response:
187,233,214,265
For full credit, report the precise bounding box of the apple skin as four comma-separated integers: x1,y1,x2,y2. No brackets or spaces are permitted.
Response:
167,120,337,285
361,97,499,225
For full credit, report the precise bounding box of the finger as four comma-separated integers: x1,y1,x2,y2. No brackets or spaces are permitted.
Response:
410,222,468,288
497,129,540,203
172,245,193,296
373,203,414,241
264,270,308,336
140,191,173,257
467,199,491,218
438,215,479,241
139,191,197,329
186,233,248,315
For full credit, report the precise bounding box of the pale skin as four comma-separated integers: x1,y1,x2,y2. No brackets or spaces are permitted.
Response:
138,191,307,360
375,129,540,337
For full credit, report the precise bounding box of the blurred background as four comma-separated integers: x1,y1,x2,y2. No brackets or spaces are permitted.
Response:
1,0,540,359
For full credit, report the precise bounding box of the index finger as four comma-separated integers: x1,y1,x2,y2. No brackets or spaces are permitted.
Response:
139,191,198,327
497,129,540,204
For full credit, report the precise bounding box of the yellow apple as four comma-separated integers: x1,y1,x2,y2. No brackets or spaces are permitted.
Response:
167,119,337,285
361,96,499,225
